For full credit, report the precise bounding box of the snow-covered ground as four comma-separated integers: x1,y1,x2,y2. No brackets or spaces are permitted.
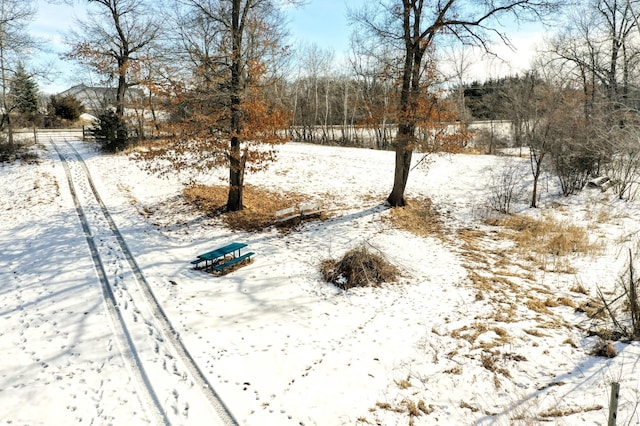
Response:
1,137,640,425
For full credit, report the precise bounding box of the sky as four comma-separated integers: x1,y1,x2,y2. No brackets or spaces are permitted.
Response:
31,0,544,94
285,0,365,53
33,0,82,94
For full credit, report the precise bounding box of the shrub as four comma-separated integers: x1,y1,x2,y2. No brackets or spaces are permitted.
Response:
0,136,16,162
488,162,524,214
45,94,86,128
321,246,399,290
91,110,129,152
472,129,510,155
549,141,598,196
596,249,640,341
0,137,38,163
589,338,617,358
605,151,640,201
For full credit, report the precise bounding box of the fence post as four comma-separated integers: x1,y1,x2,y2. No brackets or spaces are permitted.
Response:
609,382,620,426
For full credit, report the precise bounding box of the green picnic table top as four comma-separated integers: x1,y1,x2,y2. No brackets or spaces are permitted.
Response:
197,242,247,261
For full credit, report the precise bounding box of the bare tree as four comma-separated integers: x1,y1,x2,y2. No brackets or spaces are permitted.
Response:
350,33,397,150
548,0,640,118
0,0,36,144
196,0,294,211
64,0,161,130
443,45,475,124
142,0,299,212
351,0,561,207
294,44,334,142
600,122,640,200
503,71,573,208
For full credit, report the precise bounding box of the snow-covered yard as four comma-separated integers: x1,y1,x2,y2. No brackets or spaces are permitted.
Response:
1,137,640,425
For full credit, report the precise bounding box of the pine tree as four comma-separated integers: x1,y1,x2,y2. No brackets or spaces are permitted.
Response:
9,63,39,126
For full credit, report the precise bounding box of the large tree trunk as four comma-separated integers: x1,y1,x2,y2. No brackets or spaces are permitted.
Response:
113,4,129,121
115,65,128,143
387,139,413,206
226,0,245,212
386,3,425,207
116,69,127,118
227,137,245,211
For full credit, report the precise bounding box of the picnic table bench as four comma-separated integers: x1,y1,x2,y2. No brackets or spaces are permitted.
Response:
275,202,323,223
274,206,299,223
299,202,323,217
191,242,254,273
587,176,614,191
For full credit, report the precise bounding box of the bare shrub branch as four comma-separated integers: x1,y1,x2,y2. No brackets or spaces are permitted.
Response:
488,162,525,214
594,249,640,341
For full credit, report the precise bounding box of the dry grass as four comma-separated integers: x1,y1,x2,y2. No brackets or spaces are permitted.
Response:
374,398,433,425
524,328,548,337
493,327,508,338
386,197,444,238
493,304,518,323
404,399,421,416
395,377,411,390
451,323,487,344
480,352,498,371
453,216,589,356
557,297,576,308
480,351,512,378
444,365,463,375
451,322,511,347
576,299,606,320
321,246,400,290
417,400,433,415
539,405,603,418
585,205,611,225
485,214,599,259
183,184,313,231
524,297,556,315
375,402,392,410
467,271,518,293
459,401,480,412
570,281,589,295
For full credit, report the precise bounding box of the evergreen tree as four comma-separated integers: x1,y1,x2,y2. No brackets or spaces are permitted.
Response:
90,109,128,152
47,95,85,122
9,63,39,126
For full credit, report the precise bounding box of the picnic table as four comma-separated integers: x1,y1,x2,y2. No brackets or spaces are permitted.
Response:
191,242,254,272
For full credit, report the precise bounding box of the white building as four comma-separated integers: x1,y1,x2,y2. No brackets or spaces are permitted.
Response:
57,84,144,115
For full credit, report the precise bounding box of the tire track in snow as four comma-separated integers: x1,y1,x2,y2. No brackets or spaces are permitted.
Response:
50,139,168,425
48,134,237,426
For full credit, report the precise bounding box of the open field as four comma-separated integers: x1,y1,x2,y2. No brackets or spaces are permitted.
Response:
1,138,640,425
